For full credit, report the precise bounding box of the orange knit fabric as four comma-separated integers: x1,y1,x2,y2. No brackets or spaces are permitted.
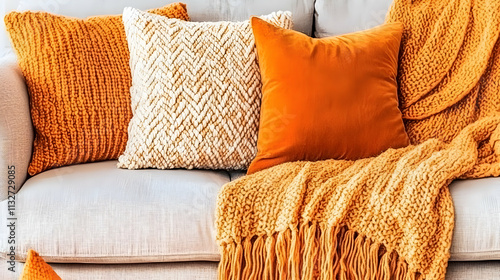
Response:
386,0,500,145
4,3,189,175
20,250,61,280
217,116,500,280
216,1,500,279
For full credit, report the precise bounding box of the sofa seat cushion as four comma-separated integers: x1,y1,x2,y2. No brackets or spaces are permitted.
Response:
449,177,500,261
0,161,228,263
1,163,498,263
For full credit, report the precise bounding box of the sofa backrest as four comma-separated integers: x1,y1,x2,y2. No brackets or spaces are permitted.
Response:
314,0,394,37
1,0,396,56
0,0,315,57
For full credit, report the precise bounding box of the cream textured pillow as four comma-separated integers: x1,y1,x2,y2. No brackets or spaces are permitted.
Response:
119,8,293,170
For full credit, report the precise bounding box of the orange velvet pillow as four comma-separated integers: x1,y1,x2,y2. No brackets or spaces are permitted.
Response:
4,3,189,175
247,18,410,175
20,250,61,280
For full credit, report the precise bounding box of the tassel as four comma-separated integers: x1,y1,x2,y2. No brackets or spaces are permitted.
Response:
352,234,367,279
395,256,408,279
377,249,392,280
301,222,319,280
249,236,265,279
289,227,301,280
241,237,253,279
368,242,381,279
276,229,291,279
264,233,276,280
339,229,355,280
232,242,243,280
320,226,335,279
218,225,421,280
218,243,231,280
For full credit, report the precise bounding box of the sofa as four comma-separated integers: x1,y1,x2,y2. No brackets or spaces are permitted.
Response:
0,0,499,279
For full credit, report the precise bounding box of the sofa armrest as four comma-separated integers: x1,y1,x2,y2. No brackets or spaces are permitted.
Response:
0,55,33,201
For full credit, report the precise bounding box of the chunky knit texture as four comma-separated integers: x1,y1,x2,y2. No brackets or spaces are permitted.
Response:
4,3,189,175
20,250,61,280
386,0,500,145
118,8,292,170
217,116,500,280
216,0,500,279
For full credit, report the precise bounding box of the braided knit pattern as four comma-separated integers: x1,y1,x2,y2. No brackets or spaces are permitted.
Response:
20,250,61,280
118,8,292,170
386,0,500,145
216,116,500,280
4,3,189,175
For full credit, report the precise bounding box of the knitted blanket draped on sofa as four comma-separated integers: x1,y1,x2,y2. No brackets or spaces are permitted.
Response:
215,0,500,279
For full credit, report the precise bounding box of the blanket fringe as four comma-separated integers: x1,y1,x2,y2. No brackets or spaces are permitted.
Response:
218,224,423,280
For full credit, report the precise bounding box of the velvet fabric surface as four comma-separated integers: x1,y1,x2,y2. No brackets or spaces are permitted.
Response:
248,18,409,174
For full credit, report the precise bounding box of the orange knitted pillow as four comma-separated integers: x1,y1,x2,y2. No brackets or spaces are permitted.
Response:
20,250,61,280
247,18,410,174
4,3,189,175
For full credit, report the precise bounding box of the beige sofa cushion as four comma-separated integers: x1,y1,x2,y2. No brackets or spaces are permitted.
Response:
0,163,498,263
0,261,219,280
1,261,499,280
449,177,500,261
0,161,226,263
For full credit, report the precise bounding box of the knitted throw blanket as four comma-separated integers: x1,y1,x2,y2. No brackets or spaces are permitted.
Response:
387,0,500,150
216,0,500,279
